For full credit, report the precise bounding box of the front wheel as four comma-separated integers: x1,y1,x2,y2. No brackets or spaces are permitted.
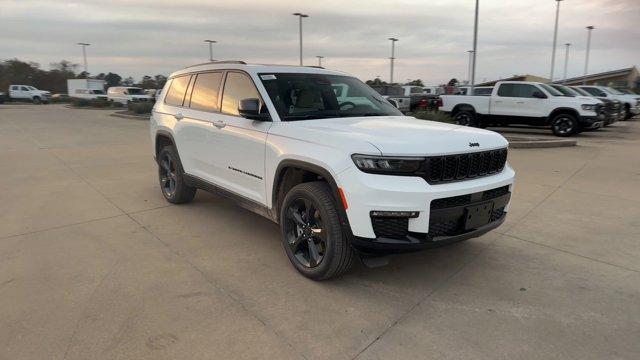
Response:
454,110,477,127
551,113,578,137
32,96,41,104
280,182,354,280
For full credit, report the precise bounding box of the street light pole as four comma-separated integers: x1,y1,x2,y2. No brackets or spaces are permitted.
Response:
470,0,479,95
77,43,90,74
550,0,563,81
316,55,324,67
583,26,594,85
467,50,474,86
562,43,571,83
204,40,217,62
388,37,398,84
293,13,309,66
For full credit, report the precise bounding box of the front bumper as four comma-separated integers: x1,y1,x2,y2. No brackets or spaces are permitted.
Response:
337,163,515,252
578,115,604,129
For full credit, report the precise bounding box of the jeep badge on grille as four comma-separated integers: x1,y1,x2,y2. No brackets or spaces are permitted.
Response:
469,142,480,147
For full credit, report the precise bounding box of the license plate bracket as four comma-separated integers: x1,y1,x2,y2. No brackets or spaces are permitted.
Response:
464,201,494,230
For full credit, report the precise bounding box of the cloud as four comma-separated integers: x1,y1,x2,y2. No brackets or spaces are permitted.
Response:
1,0,638,84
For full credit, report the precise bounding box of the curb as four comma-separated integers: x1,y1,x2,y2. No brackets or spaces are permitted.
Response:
507,137,577,148
110,112,150,120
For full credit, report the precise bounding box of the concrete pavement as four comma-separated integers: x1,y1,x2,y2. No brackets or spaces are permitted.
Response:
1,104,639,359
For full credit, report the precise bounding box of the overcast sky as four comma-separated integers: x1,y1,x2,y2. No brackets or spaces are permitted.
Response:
2,0,638,84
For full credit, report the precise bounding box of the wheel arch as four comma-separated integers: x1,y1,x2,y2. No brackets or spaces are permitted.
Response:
451,103,476,115
271,160,349,228
155,130,176,157
548,107,579,123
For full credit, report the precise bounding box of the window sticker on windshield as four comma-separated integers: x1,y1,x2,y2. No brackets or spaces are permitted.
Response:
260,74,277,80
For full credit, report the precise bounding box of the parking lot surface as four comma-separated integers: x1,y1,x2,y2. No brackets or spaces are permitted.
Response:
1,104,639,360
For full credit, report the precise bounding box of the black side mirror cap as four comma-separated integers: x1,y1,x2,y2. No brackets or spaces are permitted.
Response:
238,98,270,121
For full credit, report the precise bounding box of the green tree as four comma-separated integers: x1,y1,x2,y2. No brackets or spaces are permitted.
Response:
404,79,424,87
104,72,122,87
447,78,459,86
154,74,167,89
122,76,135,86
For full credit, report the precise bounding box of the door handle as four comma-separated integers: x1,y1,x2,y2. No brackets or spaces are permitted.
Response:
213,120,226,129
174,113,184,121
494,100,503,103
516,101,525,104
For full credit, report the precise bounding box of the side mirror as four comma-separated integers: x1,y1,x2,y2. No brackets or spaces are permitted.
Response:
238,98,270,121
387,99,399,108
532,91,547,99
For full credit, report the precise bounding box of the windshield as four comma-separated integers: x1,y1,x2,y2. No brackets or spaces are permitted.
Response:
27,86,37,91
570,87,591,96
126,88,144,95
604,87,623,95
539,84,563,97
259,73,402,121
550,85,576,97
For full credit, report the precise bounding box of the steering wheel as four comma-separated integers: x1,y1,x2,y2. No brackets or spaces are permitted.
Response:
339,101,356,110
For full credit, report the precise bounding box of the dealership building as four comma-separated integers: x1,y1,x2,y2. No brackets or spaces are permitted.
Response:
555,66,639,90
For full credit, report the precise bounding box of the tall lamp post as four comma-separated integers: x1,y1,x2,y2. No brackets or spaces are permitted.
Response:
316,55,324,67
77,43,90,74
204,40,217,62
293,13,309,66
469,0,479,95
583,26,595,85
562,43,571,83
550,0,563,81
388,37,398,84
467,50,474,86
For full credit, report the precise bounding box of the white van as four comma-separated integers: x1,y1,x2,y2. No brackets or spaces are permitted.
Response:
107,87,153,104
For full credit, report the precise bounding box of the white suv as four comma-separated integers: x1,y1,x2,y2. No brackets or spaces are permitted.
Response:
107,86,153,104
150,61,515,280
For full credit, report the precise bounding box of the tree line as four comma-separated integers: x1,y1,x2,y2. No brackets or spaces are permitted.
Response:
0,59,167,94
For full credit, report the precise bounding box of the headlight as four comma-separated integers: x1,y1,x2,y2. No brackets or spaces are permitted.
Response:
351,154,424,174
581,104,597,111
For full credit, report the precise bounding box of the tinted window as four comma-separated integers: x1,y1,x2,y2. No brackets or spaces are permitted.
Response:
582,87,607,97
189,72,223,112
21,86,29,91
11,86,18,90
497,84,540,98
221,72,261,116
164,76,191,106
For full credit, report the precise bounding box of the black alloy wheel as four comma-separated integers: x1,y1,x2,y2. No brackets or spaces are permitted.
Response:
551,113,578,137
284,197,327,268
454,110,476,127
159,152,177,198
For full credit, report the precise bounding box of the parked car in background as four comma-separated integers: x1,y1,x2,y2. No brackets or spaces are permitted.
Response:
401,85,438,111
8,85,51,104
439,81,604,136
151,62,514,280
558,85,624,125
616,88,638,95
107,86,153,104
577,85,640,119
67,79,106,100
0,91,6,104
370,84,410,112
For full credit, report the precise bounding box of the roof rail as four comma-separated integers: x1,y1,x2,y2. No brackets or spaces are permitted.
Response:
306,66,324,69
183,60,247,69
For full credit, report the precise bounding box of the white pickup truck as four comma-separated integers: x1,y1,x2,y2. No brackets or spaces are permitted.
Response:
439,81,605,136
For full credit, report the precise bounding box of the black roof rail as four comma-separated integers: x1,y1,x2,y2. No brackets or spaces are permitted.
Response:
183,60,247,69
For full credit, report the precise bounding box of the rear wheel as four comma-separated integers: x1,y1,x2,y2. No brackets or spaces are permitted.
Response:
280,182,354,280
157,145,196,204
454,110,477,127
624,105,631,120
551,113,578,137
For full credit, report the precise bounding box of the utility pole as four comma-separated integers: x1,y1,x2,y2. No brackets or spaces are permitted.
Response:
583,26,594,85
77,43,90,74
470,0,479,95
550,0,563,81
293,13,309,66
316,55,324,67
388,37,398,84
467,50,474,87
204,40,217,61
563,43,571,83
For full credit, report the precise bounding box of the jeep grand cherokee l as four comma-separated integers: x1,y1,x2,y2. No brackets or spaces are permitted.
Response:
150,61,515,280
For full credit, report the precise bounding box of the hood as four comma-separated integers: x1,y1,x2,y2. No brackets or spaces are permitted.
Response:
288,116,508,156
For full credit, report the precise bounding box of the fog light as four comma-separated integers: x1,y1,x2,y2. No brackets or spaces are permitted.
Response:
370,211,419,218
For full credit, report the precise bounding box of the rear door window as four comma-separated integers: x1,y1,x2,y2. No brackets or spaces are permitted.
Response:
497,84,515,97
164,75,191,107
189,72,223,112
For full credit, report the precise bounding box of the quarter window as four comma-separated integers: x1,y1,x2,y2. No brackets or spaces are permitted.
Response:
189,72,223,112
164,75,191,107
221,72,261,116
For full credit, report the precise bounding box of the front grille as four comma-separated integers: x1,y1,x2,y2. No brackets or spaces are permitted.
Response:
371,217,408,239
430,185,509,210
424,148,507,184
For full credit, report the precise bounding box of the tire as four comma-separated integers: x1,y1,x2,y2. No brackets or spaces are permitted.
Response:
157,145,196,204
551,113,578,137
624,105,631,120
454,110,477,127
280,182,355,280
32,96,41,104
